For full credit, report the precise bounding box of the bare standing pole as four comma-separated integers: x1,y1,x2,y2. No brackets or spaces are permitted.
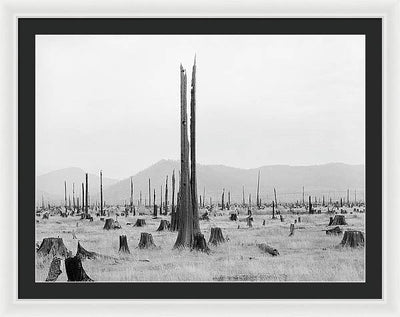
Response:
100,170,103,216
148,178,151,207
130,177,133,214
256,170,260,208
85,173,88,215
64,181,67,214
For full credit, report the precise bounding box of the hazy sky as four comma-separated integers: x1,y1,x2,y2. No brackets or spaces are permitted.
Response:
36,35,365,179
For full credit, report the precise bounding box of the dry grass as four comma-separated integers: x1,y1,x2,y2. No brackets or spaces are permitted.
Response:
35,208,365,282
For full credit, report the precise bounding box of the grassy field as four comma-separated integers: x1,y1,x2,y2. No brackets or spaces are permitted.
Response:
35,207,365,282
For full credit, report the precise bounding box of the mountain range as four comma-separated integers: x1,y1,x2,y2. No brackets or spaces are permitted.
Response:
36,160,365,205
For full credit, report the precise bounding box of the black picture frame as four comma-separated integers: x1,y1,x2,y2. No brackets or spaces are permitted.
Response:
18,18,382,299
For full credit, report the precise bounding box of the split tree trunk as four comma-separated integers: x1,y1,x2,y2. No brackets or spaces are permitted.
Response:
174,64,193,248
76,241,98,260
45,257,62,282
119,235,130,253
65,256,93,281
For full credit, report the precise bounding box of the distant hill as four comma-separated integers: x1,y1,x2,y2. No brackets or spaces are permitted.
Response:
37,161,364,205
37,167,118,204
99,160,365,205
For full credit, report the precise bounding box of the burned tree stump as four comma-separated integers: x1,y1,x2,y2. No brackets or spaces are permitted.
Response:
326,226,342,235
45,257,62,282
138,233,156,249
76,241,98,260
257,243,279,256
200,212,210,221
289,223,295,236
230,213,238,221
280,215,284,222
103,218,121,230
191,232,210,253
208,227,225,246
134,218,146,227
65,256,93,281
298,216,301,223
340,230,364,247
42,213,49,219
37,237,69,258
328,215,347,226
119,235,130,254
156,220,170,231
262,219,266,226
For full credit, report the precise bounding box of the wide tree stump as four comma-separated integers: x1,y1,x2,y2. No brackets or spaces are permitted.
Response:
326,226,342,235
134,219,146,227
138,233,156,249
230,213,238,221
42,213,49,219
76,241,98,260
208,227,225,245
45,257,62,282
65,256,93,281
156,220,170,231
103,218,121,230
119,235,130,254
257,243,279,256
340,230,364,247
262,219,266,226
37,237,69,258
280,215,284,222
191,232,210,253
289,223,295,236
328,215,347,226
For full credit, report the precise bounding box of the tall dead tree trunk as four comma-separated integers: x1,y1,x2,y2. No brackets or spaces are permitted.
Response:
221,189,225,210
100,170,103,216
302,186,305,206
190,57,200,234
153,189,157,217
174,63,195,249
242,185,245,205
160,185,163,215
148,178,151,207
85,173,89,215
309,195,312,214
274,188,278,209
203,187,205,207
81,183,84,213
256,170,260,208
272,201,276,219
64,181,67,214
170,170,176,229
72,183,75,213
165,175,168,215
130,177,134,215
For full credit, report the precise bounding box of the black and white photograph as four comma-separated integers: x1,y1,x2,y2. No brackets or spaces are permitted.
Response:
34,33,367,283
